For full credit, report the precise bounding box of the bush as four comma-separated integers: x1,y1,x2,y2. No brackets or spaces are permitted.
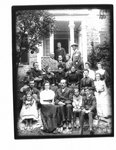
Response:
88,41,113,87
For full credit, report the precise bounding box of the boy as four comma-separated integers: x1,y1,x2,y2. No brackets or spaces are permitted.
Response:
72,88,82,128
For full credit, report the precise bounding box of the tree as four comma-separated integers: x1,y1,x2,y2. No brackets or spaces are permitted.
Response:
88,41,112,87
16,10,55,66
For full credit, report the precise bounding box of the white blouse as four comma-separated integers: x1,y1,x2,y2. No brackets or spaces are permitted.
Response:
40,89,55,104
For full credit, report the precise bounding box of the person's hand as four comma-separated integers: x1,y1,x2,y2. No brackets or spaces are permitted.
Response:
82,109,86,113
58,102,65,105
85,110,91,114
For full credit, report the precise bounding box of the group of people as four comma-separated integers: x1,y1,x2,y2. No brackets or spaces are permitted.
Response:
19,42,111,135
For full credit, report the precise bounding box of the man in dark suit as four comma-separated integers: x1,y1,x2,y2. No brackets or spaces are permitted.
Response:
55,79,73,130
79,89,96,135
29,62,44,90
80,69,95,95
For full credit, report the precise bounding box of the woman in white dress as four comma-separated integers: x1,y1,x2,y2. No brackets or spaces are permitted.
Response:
40,81,57,132
96,62,108,82
20,93,38,129
94,73,111,118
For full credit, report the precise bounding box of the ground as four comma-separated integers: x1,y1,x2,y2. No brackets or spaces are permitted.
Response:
17,115,112,137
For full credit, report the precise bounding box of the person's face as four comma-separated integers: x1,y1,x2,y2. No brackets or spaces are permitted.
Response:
27,95,32,101
29,81,34,88
58,55,63,61
96,74,100,81
60,80,66,89
47,67,51,73
85,64,89,69
66,55,70,61
57,42,61,48
50,53,54,59
97,63,102,69
72,45,77,51
84,70,89,77
58,67,63,73
44,83,50,90
71,66,75,72
34,63,39,70
74,89,79,97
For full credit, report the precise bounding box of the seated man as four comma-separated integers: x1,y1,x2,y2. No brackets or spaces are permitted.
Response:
49,53,58,71
80,69,95,95
29,62,44,90
80,89,96,135
55,65,66,87
72,88,82,128
65,54,72,72
55,79,73,130
20,79,40,108
58,55,66,71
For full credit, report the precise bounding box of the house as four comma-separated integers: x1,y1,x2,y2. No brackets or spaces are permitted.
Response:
18,9,110,76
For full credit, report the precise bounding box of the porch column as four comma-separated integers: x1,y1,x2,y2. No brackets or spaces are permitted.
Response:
37,41,43,69
50,33,54,54
68,20,75,57
81,20,87,65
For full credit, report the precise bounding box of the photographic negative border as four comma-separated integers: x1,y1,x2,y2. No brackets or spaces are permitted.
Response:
12,4,114,139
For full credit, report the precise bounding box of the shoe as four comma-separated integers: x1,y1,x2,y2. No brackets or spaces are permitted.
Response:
90,129,94,135
68,123,72,129
63,123,67,129
73,122,77,128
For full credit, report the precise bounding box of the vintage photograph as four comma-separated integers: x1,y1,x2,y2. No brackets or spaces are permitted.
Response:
12,5,113,139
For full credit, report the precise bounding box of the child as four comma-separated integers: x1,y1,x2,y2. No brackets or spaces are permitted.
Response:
72,88,82,128
20,92,38,130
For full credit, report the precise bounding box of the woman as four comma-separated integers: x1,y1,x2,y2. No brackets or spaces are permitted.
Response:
40,81,57,133
96,62,108,81
94,73,111,118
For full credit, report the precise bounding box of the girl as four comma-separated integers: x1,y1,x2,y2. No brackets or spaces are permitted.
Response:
20,92,38,130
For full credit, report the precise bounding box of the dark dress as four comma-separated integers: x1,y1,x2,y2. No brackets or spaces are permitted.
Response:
41,104,57,132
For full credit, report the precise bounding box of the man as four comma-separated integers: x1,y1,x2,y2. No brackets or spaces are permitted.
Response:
55,65,66,86
20,79,40,100
80,89,96,135
49,53,58,71
80,69,95,95
55,79,73,130
20,79,40,108
71,43,81,63
85,62,95,80
71,43,84,80
29,62,44,90
65,54,72,72
57,55,66,71
54,42,66,62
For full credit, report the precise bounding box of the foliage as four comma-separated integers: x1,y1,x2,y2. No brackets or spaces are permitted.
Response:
16,10,55,65
88,41,112,87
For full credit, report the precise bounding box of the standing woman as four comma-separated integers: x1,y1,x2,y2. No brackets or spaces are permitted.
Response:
40,81,57,133
94,73,111,118
96,62,109,83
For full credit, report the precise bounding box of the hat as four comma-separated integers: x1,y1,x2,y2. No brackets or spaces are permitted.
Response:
71,43,78,47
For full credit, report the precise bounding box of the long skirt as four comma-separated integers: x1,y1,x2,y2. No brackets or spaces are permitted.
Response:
41,104,57,132
20,101,38,122
95,91,112,118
